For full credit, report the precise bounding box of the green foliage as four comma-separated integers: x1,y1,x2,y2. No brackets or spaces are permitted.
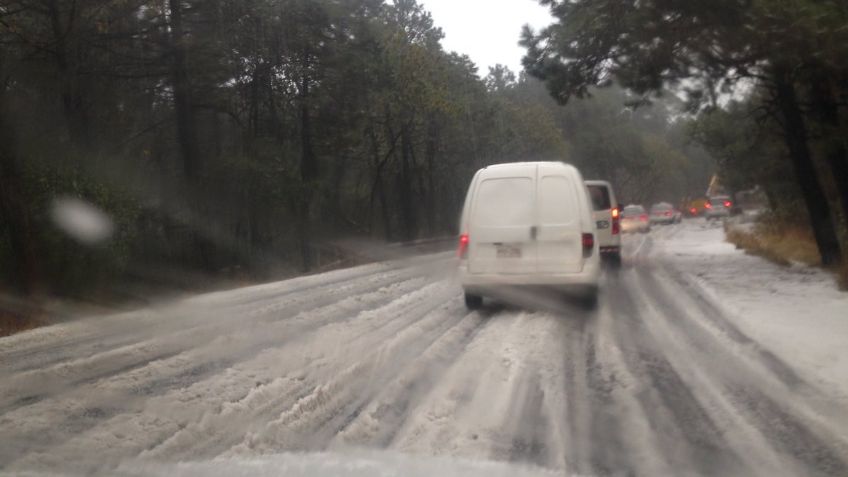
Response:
524,0,848,266
688,101,807,219
0,0,711,301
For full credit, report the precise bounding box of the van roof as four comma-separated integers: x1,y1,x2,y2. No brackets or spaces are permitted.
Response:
585,180,612,187
481,161,578,173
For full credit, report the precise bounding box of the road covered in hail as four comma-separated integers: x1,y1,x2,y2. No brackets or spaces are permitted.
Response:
1,220,848,476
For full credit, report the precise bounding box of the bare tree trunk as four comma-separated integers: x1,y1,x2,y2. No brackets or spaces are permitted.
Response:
168,0,200,182
773,67,843,265
368,124,393,241
297,61,317,271
425,117,438,234
398,120,417,241
808,69,848,227
0,98,40,295
47,0,89,149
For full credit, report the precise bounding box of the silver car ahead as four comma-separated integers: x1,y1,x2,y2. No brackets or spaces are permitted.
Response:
705,196,732,220
621,205,651,233
649,202,677,225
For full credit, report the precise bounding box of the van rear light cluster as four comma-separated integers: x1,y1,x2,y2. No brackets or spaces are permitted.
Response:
457,234,469,259
582,233,594,258
611,207,620,235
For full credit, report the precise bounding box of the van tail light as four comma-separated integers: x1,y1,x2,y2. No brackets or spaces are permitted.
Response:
457,234,469,259
611,208,620,235
582,233,594,258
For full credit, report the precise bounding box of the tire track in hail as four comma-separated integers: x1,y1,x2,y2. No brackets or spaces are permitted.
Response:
331,308,494,450
0,252,453,371
607,274,746,475
6,278,457,473
0,264,438,415
559,313,593,475
637,265,848,476
204,287,470,460
0,270,427,416
130,280,462,459
0,262,428,377
658,263,807,389
583,315,630,476
0,275,442,468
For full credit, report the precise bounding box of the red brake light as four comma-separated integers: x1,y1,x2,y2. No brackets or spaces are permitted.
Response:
690,208,697,214
640,214,648,221
724,201,732,208
582,233,594,258
665,211,672,216
705,202,712,209
458,234,469,259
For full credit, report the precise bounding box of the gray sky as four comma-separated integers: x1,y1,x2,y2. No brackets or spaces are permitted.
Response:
418,0,554,77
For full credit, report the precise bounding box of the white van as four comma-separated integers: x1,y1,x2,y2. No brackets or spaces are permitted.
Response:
585,180,622,267
457,162,601,309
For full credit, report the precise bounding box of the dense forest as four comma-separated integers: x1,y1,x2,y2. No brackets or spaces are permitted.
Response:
0,0,712,305
524,0,848,269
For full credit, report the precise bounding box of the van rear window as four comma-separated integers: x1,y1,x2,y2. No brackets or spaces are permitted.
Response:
623,206,644,216
587,185,611,211
473,177,534,227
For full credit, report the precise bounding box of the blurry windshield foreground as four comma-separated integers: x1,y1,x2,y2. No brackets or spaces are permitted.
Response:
2,0,848,476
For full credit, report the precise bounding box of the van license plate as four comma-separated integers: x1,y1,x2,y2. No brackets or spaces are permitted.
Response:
496,245,521,258
597,220,610,229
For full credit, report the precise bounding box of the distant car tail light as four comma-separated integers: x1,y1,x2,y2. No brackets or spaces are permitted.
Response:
582,233,594,258
458,234,469,259
724,201,732,208
690,207,697,214
665,211,672,216
705,202,712,209
640,214,648,222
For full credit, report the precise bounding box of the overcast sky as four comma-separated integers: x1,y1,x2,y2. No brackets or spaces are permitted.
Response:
418,0,554,77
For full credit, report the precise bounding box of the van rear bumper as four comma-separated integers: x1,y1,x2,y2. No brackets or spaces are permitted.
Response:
459,262,600,290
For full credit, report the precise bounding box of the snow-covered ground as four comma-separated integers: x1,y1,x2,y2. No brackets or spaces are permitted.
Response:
655,220,848,400
2,220,848,476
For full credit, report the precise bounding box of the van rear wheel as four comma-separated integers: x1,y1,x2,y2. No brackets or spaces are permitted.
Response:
464,292,483,310
604,252,622,270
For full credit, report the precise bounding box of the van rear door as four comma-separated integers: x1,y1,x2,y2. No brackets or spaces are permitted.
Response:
587,183,612,237
536,164,585,274
468,166,537,275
